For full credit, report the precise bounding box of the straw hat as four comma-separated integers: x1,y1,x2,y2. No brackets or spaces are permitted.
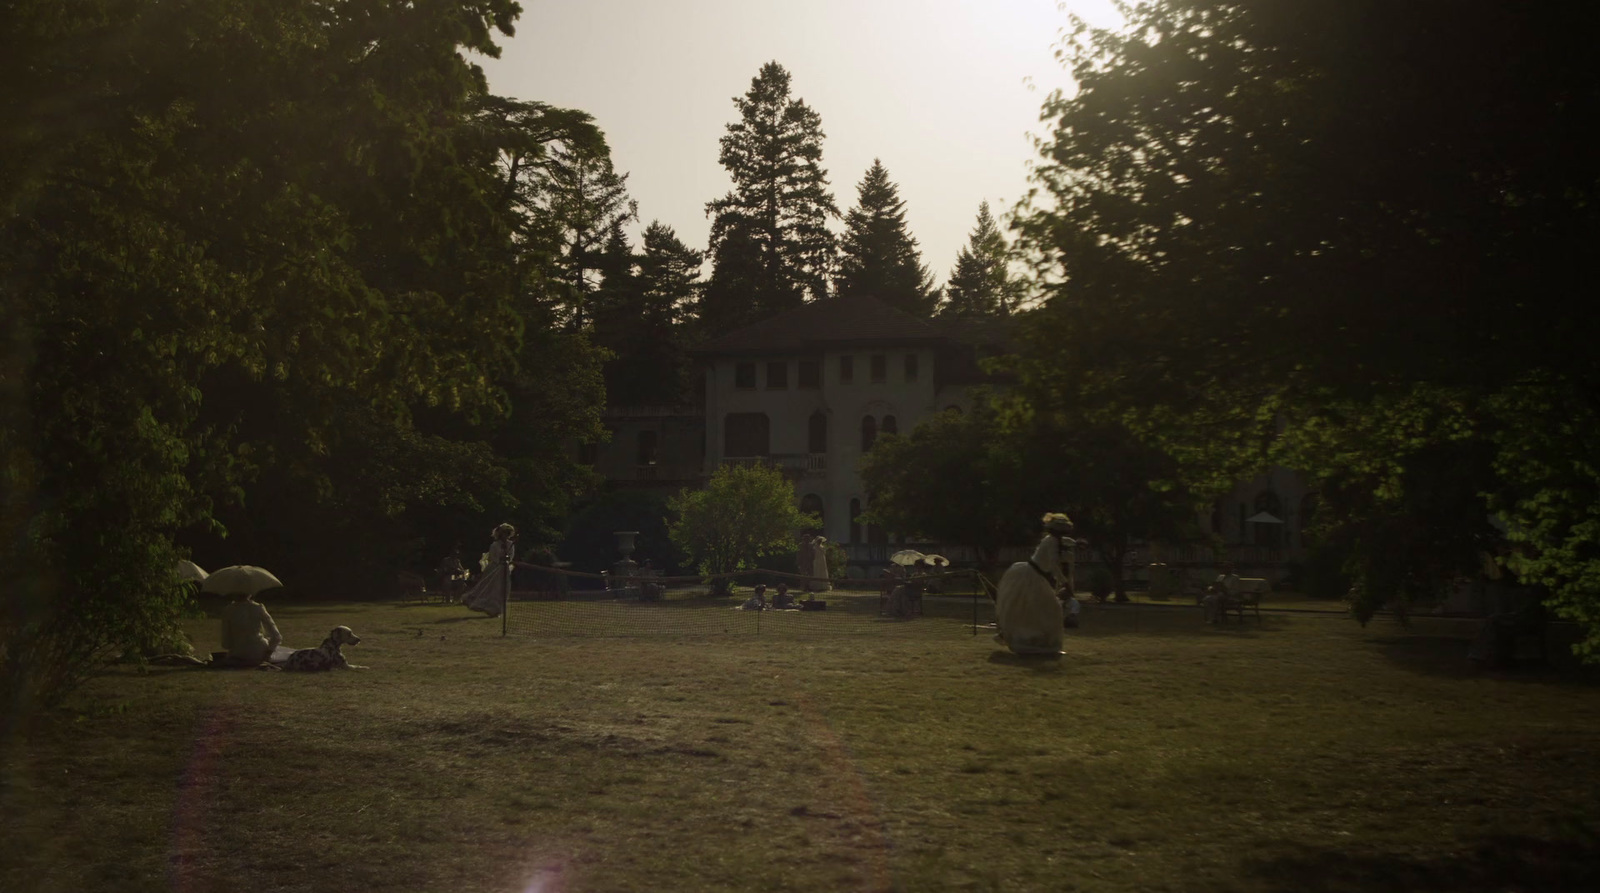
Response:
1042,513,1075,534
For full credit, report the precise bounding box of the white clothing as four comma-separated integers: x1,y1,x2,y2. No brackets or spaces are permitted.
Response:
463,538,513,617
220,599,282,664
995,534,1070,655
808,538,832,591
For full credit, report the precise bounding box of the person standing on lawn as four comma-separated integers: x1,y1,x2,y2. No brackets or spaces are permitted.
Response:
462,523,516,618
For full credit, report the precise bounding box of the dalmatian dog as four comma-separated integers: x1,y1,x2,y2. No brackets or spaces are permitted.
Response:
284,626,366,671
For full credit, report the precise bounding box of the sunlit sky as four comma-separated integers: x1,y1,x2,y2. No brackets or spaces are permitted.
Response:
476,0,1126,289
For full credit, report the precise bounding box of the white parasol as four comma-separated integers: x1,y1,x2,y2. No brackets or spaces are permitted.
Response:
201,565,284,596
1245,512,1284,525
175,559,208,582
889,549,926,567
920,554,950,567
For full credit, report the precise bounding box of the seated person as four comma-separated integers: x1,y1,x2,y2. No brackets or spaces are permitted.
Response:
771,582,795,609
218,591,282,666
1203,563,1241,622
738,584,768,611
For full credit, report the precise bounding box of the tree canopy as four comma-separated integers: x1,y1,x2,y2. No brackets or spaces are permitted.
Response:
1012,0,1600,654
939,202,1022,320
836,159,937,316
667,464,818,591
0,0,612,705
700,61,839,337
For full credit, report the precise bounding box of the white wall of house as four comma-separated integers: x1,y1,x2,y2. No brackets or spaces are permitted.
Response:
703,346,956,545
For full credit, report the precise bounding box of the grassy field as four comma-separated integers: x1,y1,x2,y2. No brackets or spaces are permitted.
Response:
3,594,1598,893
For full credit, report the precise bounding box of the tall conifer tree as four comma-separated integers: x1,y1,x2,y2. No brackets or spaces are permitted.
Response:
836,159,937,316
940,201,1021,319
701,62,838,336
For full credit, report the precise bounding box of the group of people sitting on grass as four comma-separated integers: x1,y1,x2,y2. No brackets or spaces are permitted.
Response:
738,582,815,611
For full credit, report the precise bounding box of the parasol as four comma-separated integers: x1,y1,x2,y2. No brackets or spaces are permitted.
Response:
175,559,208,582
889,550,926,567
201,565,284,596
920,554,950,567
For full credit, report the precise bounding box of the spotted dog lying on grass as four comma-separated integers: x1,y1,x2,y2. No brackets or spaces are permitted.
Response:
284,626,366,671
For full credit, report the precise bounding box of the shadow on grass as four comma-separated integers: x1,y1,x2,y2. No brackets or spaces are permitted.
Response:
1232,832,1600,893
985,650,1065,672
1372,632,1600,686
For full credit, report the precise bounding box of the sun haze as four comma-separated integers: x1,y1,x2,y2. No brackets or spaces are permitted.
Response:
476,0,1127,289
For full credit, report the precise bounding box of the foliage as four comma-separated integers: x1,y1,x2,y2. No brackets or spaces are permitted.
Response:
939,202,1023,319
591,221,702,406
0,0,611,707
701,61,839,337
667,464,819,591
836,159,937,316
559,489,685,577
1011,0,1600,653
858,401,1037,572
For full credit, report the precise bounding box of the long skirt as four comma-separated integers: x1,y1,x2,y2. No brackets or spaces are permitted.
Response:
995,562,1065,655
462,562,511,617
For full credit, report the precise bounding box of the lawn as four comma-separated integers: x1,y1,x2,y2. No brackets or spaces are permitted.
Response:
3,595,1598,892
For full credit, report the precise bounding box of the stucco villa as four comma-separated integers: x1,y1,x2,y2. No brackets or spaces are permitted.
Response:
581,294,1311,582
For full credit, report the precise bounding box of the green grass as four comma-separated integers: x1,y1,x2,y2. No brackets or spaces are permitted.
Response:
4,598,1599,892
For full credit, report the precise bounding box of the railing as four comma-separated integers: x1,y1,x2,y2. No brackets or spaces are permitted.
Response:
635,464,658,480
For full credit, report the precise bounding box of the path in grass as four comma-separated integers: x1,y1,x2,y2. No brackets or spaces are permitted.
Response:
3,598,1598,892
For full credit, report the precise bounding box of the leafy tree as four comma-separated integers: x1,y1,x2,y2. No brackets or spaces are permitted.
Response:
0,0,609,707
667,464,818,593
940,202,1022,319
858,402,1036,574
701,61,838,336
862,397,1205,595
1011,1,1600,651
836,159,937,316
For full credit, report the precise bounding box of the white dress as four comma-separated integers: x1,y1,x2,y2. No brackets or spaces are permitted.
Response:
463,538,513,617
809,538,832,591
995,534,1072,655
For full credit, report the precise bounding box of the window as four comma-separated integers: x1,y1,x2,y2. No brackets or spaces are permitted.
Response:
1211,502,1223,535
800,493,824,530
723,413,770,457
798,360,821,389
861,415,877,453
637,430,658,466
734,362,756,389
904,353,919,382
881,415,897,436
766,361,788,389
1237,503,1247,542
808,411,828,454
849,498,862,544
870,354,886,383
840,355,854,384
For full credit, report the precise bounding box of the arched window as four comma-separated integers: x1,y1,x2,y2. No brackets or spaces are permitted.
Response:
1210,501,1223,535
808,411,828,454
881,415,897,436
861,415,877,453
849,498,862,544
800,494,824,531
1253,490,1283,548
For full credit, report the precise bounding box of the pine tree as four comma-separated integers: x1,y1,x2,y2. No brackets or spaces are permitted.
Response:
591,221,703,406
940,201,1020,319
701,62,839,337
836,159,937,316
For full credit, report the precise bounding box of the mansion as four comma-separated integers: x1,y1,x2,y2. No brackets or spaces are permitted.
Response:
583,295,1310,581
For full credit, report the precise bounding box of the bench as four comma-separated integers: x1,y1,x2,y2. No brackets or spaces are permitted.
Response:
1207,577,1268,624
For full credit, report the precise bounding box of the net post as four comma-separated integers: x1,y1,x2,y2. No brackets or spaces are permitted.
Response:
502,590,509,637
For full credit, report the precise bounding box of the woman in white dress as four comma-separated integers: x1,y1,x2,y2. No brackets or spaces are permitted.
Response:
462,523,516,618
808,535,832,592
994,513,1076,655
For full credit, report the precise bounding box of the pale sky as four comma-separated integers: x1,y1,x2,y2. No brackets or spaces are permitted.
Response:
476,0,1126,289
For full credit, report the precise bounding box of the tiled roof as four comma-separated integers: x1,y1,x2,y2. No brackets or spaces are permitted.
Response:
692,295,948,354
